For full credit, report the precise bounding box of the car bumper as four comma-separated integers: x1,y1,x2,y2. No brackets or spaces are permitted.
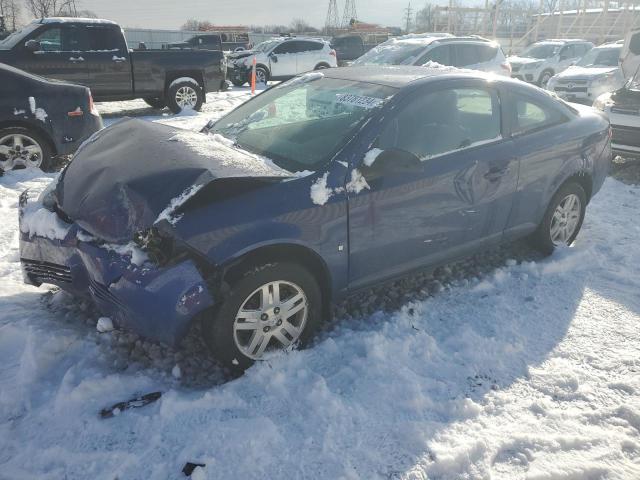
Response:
227,64,250,83
611,124,640,157
19,192,215,346
549,84,612,106
57,113,103,156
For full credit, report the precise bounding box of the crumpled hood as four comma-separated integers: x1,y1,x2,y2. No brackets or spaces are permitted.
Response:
555,66,618,80
56,118,290,243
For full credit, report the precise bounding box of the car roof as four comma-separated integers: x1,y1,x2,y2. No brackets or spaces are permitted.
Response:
322,65,514,88
38,17,118,25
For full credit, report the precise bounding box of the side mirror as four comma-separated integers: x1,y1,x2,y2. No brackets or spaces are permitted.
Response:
24,39,40,52
269,53,278,63
361,148,422,180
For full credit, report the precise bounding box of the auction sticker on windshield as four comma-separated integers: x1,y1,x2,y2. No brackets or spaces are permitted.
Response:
335,93,384,109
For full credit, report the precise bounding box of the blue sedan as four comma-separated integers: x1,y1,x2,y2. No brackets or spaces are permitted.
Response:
19,66,611,370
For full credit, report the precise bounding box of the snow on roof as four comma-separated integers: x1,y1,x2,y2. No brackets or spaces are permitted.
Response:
39,17,117,25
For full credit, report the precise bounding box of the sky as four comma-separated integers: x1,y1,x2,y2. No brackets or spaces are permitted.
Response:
79,0,426,30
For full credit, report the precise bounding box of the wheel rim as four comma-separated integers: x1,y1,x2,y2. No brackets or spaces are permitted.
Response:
550,193,581,246
175,86,198,108
233,280,309,360
0,134,43,171
256,69,267,84
541,73,551,87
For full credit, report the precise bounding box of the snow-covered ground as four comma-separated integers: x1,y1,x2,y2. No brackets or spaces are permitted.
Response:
1,86,640,479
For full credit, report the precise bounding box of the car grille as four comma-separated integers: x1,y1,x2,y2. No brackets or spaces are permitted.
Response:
553,85,588,93
88,278,129,311
22,259,72,284
612,125,640,148
556,78,588,85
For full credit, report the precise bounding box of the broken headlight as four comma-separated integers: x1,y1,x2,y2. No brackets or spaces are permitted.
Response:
133,227,177,266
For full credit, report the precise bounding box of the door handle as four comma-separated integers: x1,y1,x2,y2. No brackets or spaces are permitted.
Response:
69,56,85,62
112,56,126,62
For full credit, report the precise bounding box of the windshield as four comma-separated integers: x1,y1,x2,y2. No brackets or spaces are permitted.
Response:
208,76,396,172
521,43,561,59
0,23,39,50
353,41,428,66
576,47,620,67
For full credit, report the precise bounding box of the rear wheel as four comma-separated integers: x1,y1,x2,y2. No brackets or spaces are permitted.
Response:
202,262,322,371
166,79,204,113
0,127,53,172
143,97,166,109
531,182,586,254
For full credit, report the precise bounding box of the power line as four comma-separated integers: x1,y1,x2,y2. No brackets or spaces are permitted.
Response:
325,0,340,33
341,0,357,28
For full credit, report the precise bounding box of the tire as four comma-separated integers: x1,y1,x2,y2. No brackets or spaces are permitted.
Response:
530,181,587,254
231,78,246,87
202,262,322,371
255,66,269,85
166,78,204,113
0,127,53,173
538,70,554,87
143,97,166,109
314,63,330,70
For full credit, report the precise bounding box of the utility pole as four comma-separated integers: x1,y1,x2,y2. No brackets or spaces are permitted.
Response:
404,2,413,33
325,0,340,34
341,0,358,28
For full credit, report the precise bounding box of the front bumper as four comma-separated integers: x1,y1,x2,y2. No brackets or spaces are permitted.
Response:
19,192,215,346
227,63,250,84
611,124,640,157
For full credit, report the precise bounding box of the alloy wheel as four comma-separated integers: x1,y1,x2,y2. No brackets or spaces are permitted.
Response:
0,134,43,171
175,86,198,108
256,69,267,84
233,280,308,359
550,193,581,245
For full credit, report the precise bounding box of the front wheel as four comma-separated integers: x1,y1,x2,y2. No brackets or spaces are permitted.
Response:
531,182,586,254
539,70,554,88
255,66,269,85
0,127,53,172
202,262,322,371
166,79,204,113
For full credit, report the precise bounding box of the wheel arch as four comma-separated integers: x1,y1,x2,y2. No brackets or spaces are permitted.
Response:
314,62,331,70
164,71,205,96
219,242,333,319
0,120,57,155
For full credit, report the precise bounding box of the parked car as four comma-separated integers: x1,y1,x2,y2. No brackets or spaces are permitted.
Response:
621,27,640,79
19,67,611,370
508,39,594,87
0,17,227,113
546,43,625,105
330,33,390,65
352,34,512,76
226,37,337,86
594,67,640,158
0,63,102,172
165,34,222,51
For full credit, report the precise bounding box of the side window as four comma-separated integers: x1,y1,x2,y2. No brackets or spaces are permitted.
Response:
453,44,479,67
559,44,576,59
378,87,501,159
511,94,565,135
300,41,323,52
63,25,87,51
86,26,123,51
273,41,300,54
34,28,62,52
630,32,640,55
418,45,451,65
476,44,498,63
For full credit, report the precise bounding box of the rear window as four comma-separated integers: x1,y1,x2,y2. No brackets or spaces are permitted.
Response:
454,44,497,66
299,41,324,52
511,93,567,136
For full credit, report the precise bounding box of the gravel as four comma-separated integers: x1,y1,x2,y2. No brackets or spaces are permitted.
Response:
42,239,543,389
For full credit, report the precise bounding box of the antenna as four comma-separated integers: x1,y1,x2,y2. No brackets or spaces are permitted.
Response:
342,0,358,28
325,0,340,34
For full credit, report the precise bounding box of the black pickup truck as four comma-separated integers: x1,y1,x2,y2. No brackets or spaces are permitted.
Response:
0,18,227,112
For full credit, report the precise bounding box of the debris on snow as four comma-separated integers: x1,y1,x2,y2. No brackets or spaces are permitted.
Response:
96,317,114,333
99,391,163,419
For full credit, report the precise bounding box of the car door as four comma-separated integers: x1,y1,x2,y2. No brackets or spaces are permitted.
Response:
296,40,324,73
269,41,299,78
84,24,132,97
503,90,577,238
347,82,517,288
14,24,88,85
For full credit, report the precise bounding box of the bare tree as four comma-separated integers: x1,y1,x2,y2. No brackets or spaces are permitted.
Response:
290,18,317,33
0,0,21,30
25,0,79,18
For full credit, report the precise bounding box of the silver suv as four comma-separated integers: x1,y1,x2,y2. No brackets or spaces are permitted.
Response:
353,34,512,76
509,39,594,86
